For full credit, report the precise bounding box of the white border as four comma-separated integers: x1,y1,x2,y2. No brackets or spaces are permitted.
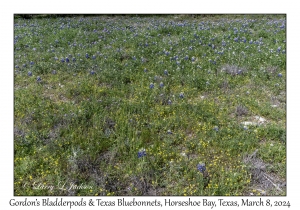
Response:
1,0,299,209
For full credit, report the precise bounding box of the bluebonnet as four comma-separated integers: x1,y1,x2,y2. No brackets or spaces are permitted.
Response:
179,92,184,98
277,47,281,53
159,82,164,88
30,61,34,65
213,126,219,131
65,57,69,63
167,99,172,105
278,73,282,77
167,129,173,134
85,53,89,59
185,55,189,60
191,57,196,62
36,76,41,82
27,71,32,76
90,70,95,75
149,83,154,89
164,70,168,75
52,70,57,75
72,57,76,62
54,57,58,61
197,163,206,173
23,64,27,68
92,55,96,60
144,68,147,73
61,58,65,63
137,149,146,158
15,65,19,69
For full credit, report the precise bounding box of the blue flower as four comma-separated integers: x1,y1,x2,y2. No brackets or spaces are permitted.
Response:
164,70,168,75
167,129,173,134
277,47,281,53
85,53,89,59
191,57,196,62
30,61,34,65
159,82,164,88
185,55,189,60
36,76,41,82
27,71,32,76
61,58,65,63
179,92,184,98
213,126,219,131
149,83,154,89
23,64,27,68
15,65,19,69
52,70,57,75
167,99,172,105
197,163,206,173
65,57,69,63
90,70,95,75
138,149,146,158
92,55,96,60
278,73,282,77
144,68,147,73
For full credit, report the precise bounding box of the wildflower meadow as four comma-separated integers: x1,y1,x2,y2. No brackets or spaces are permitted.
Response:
14,14,286,196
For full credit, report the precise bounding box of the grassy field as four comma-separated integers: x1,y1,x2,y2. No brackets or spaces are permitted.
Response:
14,14,286,196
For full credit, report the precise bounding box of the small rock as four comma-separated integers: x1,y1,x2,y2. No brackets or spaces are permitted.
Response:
241,121,257,126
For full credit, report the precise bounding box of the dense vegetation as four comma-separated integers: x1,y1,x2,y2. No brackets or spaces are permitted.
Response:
14,14,286,196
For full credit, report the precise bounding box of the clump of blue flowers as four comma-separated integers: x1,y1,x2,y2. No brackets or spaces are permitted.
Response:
149,83,154,89
138,149,146,158
179,92,184,98
197,163,206,174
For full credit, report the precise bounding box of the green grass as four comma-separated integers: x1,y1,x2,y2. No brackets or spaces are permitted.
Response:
14,14,286,196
